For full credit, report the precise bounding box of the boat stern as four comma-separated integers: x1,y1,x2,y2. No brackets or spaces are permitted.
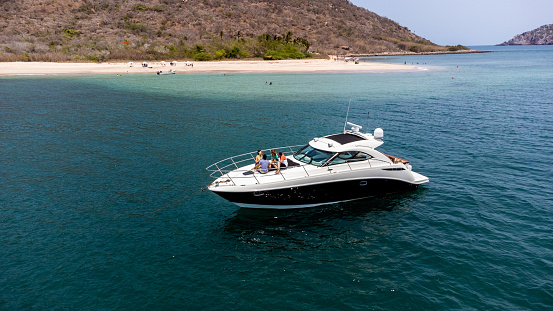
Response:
411,171,429,185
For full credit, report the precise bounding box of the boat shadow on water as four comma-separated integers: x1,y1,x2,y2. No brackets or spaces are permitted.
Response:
222,187,428,246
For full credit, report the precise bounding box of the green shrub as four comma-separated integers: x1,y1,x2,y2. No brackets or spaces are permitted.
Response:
214,49,226,59
21,52,32,61
263,50,282,60
132,4,148,11
126,21,147,33
63,29,80,38
448,45,469,51
263,50,310,60
49,41,59,50
262,43,311,60
152,6,166,12
257,32,311,57
409,45,421,53
227,45,247,58
133,4,165,12
194,52,212,61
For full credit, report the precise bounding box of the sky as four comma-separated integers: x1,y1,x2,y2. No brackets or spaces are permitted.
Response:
350,0,553,46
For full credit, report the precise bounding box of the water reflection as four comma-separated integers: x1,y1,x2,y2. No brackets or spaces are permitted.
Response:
222,188,428,249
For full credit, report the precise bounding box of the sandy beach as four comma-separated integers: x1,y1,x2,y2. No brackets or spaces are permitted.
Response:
0,58,416,76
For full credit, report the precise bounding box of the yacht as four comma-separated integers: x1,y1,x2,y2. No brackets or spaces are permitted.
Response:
206,122,429,209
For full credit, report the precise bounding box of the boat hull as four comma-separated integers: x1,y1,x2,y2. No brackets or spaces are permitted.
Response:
211,178,418,209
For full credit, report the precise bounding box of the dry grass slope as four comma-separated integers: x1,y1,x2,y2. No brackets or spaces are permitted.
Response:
0,0,451,62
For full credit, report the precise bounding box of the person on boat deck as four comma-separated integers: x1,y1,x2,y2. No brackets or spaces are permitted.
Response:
269,149,278,166
253,154,270,173
275,152,288,174
252,150,263,169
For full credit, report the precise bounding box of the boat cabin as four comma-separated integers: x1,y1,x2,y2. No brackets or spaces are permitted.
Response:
296,131,394,167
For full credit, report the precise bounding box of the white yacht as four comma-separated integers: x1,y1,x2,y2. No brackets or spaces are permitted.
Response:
206,123,429,209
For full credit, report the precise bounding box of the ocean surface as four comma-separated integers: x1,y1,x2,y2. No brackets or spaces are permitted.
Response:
1,45,552,310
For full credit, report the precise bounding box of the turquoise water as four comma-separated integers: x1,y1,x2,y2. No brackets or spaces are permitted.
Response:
1,46,552,310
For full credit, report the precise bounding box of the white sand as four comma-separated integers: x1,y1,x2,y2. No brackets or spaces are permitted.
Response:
0,59,416,75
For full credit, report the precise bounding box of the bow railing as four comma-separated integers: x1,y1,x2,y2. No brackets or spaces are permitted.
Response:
206,145,304,179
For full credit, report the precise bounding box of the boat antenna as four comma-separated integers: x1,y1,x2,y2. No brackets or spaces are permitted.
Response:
343,98,352,133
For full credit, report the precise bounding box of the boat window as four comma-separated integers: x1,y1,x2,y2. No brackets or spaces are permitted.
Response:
352,152,373,161
293,145,335,167
327,151,373,166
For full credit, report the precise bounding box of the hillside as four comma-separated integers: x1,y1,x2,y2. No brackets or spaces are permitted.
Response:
499,24,553,46
0,0,454,62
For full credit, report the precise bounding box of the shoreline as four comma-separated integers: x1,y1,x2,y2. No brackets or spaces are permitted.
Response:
0,58,420,76
346,49,491,58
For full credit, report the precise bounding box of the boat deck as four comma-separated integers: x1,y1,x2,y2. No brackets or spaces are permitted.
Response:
208,151,397,188
207,146,300,175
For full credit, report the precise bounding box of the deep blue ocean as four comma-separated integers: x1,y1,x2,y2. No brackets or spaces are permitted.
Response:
1,45,552,310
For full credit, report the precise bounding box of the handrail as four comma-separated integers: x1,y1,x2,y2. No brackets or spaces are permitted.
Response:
208,158,393,181
207,146,400,187
208,158,396,188
206,144,305,178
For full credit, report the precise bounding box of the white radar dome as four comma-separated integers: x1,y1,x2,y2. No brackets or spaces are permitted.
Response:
374,128,384,140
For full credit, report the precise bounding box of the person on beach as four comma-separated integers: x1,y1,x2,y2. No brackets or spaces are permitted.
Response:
275,152,288,174
253,154,270,174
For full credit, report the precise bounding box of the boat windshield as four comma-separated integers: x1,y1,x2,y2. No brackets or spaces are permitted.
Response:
326,151,373,165
293,145,335,167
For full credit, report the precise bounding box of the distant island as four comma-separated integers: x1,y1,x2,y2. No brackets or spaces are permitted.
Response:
0,0,473,62
498,24,553,46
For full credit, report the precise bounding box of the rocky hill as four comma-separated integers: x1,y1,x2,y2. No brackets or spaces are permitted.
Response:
498,24,553,45
0,0,455,62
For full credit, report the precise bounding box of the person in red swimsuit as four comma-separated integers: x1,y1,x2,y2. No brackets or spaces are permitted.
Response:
275,152,288,174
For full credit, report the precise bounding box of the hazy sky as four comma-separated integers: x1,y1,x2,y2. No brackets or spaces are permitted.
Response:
350,0,553,46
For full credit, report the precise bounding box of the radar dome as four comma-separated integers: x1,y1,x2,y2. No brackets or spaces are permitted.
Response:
374,128,384,140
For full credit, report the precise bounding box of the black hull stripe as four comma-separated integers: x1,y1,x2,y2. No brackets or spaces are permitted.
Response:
212,178,418,207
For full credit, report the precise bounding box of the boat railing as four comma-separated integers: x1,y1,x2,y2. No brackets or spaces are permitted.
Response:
206,144,304,180
207,145,399,186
